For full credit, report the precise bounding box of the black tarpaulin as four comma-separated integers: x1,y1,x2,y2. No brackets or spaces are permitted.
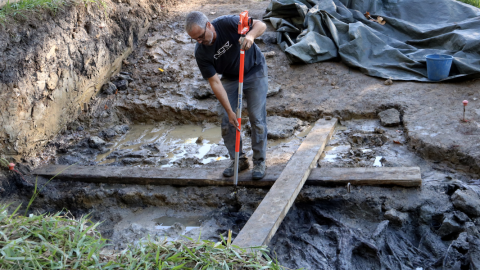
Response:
263,0,480,81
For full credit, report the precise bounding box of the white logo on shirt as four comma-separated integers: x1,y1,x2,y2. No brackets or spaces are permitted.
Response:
214,41,233,60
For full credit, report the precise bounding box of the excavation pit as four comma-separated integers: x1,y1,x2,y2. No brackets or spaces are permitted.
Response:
6,116,473,268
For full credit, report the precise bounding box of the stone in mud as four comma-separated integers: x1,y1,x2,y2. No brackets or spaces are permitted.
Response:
47,72,59,90
205,145,228,158
372,220,389,239
378,108,401,127
419,202,454,224
144,157,158,165
384,209,409,225
113,79,128,90
146,36,159,47
108,149,133,159
99,128,117,140
113,125,130,135
130,223,145,234
437,213,464,237
126,149,151,158
88,136,106,148
453,211,471,224
451,189,480,217
264,51,276,58
350,133,387,147
57,154,87,165
174,157,201,167
267,82,281,97
452,232,469,253
417,225,448,258
158,159,170,165
122,158,143,165
193,85,213,99
164,222,186,238
267,116,301,139
102,82,117,95
118,73,134,82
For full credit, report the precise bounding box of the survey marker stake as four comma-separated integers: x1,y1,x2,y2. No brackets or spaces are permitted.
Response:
234,11,252,186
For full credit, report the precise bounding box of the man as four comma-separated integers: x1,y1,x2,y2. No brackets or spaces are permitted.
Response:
185,11,268,180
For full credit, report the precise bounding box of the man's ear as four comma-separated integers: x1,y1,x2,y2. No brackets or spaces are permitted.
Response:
206,21,212,29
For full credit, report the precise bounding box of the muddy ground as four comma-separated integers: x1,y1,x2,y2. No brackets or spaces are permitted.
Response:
2,0,480,269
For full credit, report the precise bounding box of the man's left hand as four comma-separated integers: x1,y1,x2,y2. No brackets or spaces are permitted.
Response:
239,35,254,50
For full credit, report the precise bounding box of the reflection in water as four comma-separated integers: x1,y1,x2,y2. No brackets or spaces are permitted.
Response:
96,124,227,167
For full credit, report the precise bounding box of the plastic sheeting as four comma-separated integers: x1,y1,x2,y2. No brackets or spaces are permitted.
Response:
263,0,480,81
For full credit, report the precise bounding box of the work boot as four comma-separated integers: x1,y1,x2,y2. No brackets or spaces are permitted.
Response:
223,158,249,177
252,161,266,180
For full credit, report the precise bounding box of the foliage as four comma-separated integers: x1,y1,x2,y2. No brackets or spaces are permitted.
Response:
0,0,106,24
0,158,9,169
0,205,289,269
458,0,480,7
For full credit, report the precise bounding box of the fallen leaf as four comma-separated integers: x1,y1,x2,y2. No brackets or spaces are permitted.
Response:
393,140,402,145
115,89,118,95
158,68,164,72
104,105,108,110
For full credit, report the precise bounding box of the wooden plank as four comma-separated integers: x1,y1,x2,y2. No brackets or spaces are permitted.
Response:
232,118,337,248
33,165,422,188
32,164,285,188
308,167,422,187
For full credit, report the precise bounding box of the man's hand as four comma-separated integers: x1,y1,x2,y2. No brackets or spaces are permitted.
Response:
228,110,240,132
239,34,254,50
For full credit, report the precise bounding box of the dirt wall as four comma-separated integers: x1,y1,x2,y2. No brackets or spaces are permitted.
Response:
0,0,173,160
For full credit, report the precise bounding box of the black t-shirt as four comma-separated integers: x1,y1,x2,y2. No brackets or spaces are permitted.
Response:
194,15,266,81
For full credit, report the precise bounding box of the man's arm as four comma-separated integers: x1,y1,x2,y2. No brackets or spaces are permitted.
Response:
240,20,267,50
208,74,239,130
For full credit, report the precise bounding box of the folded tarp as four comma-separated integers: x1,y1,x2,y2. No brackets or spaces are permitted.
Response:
263,0,480,81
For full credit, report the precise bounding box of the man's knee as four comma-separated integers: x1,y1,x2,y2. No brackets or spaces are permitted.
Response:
251,120,267,142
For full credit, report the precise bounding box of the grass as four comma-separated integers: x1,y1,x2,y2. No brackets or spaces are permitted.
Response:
0,204,290,269
459,0,480,7
0,0,106,24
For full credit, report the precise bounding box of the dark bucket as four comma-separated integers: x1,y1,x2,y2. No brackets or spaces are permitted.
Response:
426,54,453,81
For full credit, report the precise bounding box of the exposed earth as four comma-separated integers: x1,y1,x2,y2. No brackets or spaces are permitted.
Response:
1,0,480,269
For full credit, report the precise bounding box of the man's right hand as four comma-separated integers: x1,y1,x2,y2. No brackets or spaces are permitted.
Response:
228,110,240,132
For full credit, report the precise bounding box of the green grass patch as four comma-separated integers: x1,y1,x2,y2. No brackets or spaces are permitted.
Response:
0,0,106,24
459,0,480,7
0,204,291,269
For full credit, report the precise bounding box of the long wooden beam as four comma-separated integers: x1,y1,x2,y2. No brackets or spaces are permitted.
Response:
32,165,421,187
232,118,337,248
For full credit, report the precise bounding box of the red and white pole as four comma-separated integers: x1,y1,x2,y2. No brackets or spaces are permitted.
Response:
234,11,252,186
234,48,245,186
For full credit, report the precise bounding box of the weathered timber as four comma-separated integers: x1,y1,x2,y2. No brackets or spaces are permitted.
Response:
309,167,421,187
32,165,422,187
32,164,284,187
232,118,337,248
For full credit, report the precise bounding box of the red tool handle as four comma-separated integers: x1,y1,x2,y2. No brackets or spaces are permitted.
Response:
235,50,245,153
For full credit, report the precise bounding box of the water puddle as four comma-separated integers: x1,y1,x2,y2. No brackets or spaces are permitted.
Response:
153,216,203,234
96,124,228,167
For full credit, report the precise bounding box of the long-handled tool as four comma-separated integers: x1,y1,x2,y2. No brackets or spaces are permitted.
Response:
234,11,253,186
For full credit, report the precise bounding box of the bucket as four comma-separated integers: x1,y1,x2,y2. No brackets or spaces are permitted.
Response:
426,54,453,81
